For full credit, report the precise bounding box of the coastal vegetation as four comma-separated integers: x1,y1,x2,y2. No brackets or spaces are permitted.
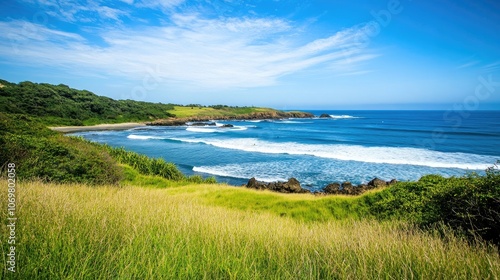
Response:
0,113,122,185
0,79,296,126
0,79,499,278
0,79,176,126
0,112,215,186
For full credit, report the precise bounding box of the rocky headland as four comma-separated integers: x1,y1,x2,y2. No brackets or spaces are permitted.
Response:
147,111,315,126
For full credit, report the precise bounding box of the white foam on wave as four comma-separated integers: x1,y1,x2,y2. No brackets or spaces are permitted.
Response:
186,127,219,133
193,165,287,182
186,125,248,133
277,120,312,124
127,134,166,140
172,138,497,170
232,125,248,131
329,115,360,119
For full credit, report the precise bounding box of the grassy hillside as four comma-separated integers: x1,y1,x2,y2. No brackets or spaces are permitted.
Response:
0,113,123,184
168,105,278,118
0,112,215,185
1,181,498,279
0,79,175,126
0,79,304,126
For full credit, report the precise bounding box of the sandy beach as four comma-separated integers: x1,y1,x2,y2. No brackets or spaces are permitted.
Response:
49,122,147,133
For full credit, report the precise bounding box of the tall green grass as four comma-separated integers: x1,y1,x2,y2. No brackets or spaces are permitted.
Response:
104,146,216,184
200,186,372,222
2,182,498,279
106,146,185,181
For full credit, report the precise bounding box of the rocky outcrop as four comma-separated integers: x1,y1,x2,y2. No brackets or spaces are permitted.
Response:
152,119,186,126
247,177,396,196
321,178,397,195
246,177,311,194
190,122,216,126
388,179,398,185
368,178,387,187
147,111,315,126
323,183,341,194
319,113,332,118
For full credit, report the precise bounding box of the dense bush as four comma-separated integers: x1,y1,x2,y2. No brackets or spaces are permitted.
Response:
0,113,123,184
105,146,216,184
105,146,185,181
0,79,175,125
367,165,500,246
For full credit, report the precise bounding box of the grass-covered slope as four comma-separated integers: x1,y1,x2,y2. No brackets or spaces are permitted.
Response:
1,181,498,279
0,112,215,185
0,79,175,126
0,113,122,184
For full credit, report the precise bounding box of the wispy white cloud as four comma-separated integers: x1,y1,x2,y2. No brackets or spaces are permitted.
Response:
20,0,132,23
0,12,377,89
457,60,480,69
482,61,500,73
0,20,84,45
137,0,186,11
95,6,129,21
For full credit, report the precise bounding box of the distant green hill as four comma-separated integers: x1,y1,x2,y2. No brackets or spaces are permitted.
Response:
0,79,175,126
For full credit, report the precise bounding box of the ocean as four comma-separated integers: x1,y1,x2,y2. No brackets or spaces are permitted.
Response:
71,110,500,191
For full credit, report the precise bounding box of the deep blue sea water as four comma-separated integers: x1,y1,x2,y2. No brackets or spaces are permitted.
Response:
72,110,500,191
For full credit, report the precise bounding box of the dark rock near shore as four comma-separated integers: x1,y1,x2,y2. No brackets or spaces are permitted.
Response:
246,177,266,190
190,122,216,126
368,178,387,187
388,179,398,185
319,113,332,118
285,178,302,193
321,178,398,196
323,183,341,194
342,181,353,191
246,177,308,193
149,119,187,126
221,124,234,128
249,177,397,196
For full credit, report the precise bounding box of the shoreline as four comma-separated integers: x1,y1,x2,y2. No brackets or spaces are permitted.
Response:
48,110,316,132
49,122,147,133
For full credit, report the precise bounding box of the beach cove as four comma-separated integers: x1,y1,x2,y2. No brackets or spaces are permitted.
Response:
71,110,500,191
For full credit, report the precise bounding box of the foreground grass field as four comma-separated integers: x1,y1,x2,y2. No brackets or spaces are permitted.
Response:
2,181,499,279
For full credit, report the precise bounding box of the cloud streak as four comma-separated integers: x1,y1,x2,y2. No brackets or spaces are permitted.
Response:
0,11,377,89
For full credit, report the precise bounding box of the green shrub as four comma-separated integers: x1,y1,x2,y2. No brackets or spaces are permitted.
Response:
186,175,217,184
367,165,500,246
105,146,185,181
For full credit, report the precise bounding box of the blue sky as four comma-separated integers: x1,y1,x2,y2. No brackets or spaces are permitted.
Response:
0,0,499,109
